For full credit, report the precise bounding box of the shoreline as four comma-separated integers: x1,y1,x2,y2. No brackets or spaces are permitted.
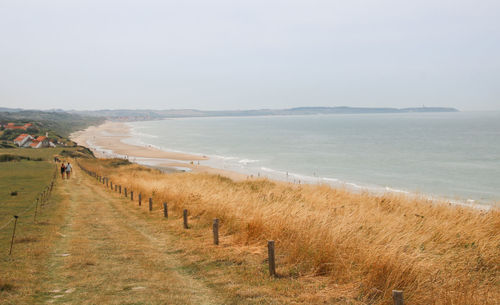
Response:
71,121,495,210
71,121,251,182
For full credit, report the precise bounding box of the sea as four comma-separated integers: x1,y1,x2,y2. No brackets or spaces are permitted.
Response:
125,112,500,206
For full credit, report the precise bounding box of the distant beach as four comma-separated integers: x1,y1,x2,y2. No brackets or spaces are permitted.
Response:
71,121,250,181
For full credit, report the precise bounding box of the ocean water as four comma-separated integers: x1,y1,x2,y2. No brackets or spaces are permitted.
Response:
126,112,500,205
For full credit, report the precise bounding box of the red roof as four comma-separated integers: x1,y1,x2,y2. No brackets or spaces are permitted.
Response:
14,134,30,142
30,141,40,147
36,136,47,141
5,123,32,130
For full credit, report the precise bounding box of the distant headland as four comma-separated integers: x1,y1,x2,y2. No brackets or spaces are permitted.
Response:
70,106,459,121
0,106,459,122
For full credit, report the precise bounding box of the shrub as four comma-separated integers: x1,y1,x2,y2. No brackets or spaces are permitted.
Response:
109,159,132,167
0,154,43,162
60,147,95,159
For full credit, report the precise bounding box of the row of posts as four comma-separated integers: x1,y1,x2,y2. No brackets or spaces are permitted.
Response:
8,167,57,256
79,165,406,305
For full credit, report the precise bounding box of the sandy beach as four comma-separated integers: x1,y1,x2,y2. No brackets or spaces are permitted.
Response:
71,121,250,181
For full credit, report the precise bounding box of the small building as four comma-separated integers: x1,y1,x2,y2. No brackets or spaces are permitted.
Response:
14,134,34,147
30,136,50,149
4,122,33,130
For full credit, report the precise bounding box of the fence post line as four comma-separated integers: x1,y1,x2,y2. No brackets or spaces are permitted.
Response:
139,193,142,206
119,185,121,194
213,218,219,245
41,190,46,206
131,191,134,201
34,198,39,223
183,209,188,229
149,198,153,211
163,202,168,218
392,290,404,305
9,216,19,256
268,240,276,277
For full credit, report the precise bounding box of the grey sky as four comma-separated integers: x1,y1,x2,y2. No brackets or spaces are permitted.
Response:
1,0,499,111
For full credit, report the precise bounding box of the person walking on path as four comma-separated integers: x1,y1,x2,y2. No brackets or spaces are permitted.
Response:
60,162,66,179
65,162,72,179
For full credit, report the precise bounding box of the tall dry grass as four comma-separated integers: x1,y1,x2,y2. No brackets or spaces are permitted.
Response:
80,159,500,304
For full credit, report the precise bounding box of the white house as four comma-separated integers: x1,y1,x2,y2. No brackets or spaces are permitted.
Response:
29,136,50,149
13,134,34,147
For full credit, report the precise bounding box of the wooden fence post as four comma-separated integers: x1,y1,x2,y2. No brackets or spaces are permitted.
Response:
392,290,404,305
149,198,153,211
163,202,168,218
124,188,127,197
268,240,276,277
213,218,219,245
139,193,142,206
130,191,133,201
183,209,188,229
9,216,19,256
119,185,121,194
34,198,39,223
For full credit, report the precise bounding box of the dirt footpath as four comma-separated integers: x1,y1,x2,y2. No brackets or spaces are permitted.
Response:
34,167,222,304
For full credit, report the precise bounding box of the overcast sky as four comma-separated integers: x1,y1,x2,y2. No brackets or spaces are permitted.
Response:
0,0,499,111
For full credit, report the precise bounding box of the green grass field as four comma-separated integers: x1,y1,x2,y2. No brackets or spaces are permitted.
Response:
0,147,73,160
0,148,68,302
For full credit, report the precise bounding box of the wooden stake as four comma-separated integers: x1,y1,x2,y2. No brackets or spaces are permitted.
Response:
268,240,276,277
163,202,168,218
183,209,188,229
149,198,153,211
392,290,404,305
9,216,19,255
124,188,127,197
139,193,142,206
34,198,39,223
130,191,133,201
213,218,219,245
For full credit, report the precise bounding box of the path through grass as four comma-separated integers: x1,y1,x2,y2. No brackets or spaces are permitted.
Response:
32,166,223,304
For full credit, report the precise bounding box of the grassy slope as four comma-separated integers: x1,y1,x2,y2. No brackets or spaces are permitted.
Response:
0,148,63,303
1,151,498,304
0,110,104,138
2,157,296,304
0,147,74,160
79,158,500,305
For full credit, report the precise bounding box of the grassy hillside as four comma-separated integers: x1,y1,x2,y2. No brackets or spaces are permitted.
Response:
0,148,66,302
0,110,104,138
79,158,499,305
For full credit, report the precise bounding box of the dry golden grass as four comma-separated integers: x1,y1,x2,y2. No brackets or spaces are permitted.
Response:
80,159,500,305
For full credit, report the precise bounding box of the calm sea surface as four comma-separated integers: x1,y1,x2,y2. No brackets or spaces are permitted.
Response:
126,112,500,205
